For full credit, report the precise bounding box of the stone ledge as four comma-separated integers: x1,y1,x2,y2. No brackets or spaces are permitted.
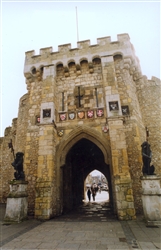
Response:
142,192,161,196
7,192,28,198
9,180,28,185
140,175,160,180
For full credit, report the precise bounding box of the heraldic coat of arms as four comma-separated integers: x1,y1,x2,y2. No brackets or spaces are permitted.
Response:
78,111,85,119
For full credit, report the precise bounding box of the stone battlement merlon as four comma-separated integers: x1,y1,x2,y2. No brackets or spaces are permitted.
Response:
77,40,90,49
148,76,161,86
97,36,111,44
58,43,71,52
40,47,53,55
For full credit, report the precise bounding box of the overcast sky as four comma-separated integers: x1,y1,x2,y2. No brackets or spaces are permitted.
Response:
1,1,160,136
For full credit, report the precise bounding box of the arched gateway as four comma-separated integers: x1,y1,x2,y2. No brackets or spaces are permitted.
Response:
55,126,112,214
1,34,160,222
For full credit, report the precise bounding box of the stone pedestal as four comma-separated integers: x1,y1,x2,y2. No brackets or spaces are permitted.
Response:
140,175,161,226
4,180,28,223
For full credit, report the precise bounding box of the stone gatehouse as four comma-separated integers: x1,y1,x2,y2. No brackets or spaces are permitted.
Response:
0,33,160,220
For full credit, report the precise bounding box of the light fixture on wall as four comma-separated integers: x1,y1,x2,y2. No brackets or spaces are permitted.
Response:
52,119,57,129
146,126,149,141
102,118,109,133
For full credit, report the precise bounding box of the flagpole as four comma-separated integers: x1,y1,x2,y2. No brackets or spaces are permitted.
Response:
76,6,79,42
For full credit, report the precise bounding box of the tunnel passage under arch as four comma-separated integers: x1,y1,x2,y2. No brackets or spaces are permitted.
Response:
62,138,113,213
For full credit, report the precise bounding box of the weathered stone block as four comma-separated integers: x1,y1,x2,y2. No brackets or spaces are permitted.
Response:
35,209,42,216
127,189,133,195
126,195,134,202
121,201,128,209
127,208,135,217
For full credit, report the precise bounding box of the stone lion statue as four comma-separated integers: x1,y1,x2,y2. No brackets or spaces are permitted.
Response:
141,141,155,175
11,152,25,180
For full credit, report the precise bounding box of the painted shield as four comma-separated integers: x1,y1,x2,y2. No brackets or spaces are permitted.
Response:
121,105,129,115
69,113,75,120
102,126,109,133
37,117,40,123
97,109,104,117
87,110,94,118
57,130,64,137
78,111,85,119
60,113,66,121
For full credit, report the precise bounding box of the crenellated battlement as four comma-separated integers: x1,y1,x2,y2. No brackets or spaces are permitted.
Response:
24,33,133,70
25,33,130,57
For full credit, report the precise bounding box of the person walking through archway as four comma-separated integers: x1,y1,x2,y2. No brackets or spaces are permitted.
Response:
91,185,96,201
91,189,96,201
87,187,91,202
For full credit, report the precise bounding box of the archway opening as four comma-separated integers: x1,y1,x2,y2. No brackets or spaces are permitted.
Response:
62,138,113,213
84,170,109,203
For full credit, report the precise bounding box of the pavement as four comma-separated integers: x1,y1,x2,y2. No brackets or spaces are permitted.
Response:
0,191,160,250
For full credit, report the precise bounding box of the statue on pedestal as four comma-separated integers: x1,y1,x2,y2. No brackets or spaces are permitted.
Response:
141,141,155,175
11,152,25,180
8,140,25,180
4,142,27,223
